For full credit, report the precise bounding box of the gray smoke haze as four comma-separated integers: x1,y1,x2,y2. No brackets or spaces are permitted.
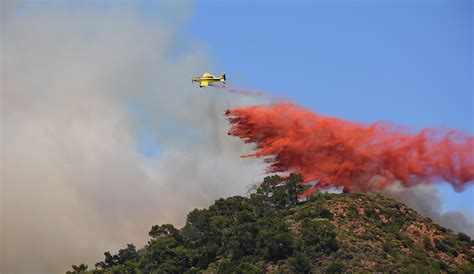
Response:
1,3,265,273
381,183,474,238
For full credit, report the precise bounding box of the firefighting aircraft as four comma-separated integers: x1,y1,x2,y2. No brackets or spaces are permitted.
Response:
192,72,226,88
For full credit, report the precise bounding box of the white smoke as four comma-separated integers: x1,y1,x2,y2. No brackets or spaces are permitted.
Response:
1,2,264,273
381,183,474,238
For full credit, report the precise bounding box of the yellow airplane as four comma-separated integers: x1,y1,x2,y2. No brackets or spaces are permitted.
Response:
192,72,226,88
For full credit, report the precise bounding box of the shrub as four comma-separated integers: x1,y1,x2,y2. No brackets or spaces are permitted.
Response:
236,262,265,274
319,208,333,219
288,252,311,273
347,202,358,217
382,243,391,253
434,239,448,252
327,261,344,273
364,205,377,219
423,236,432,249
300,220,339,255
458,232,471,243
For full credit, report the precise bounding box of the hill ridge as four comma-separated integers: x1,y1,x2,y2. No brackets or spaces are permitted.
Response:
68,175,474,273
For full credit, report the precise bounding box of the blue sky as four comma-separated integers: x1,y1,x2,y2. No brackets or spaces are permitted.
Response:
181,0,473,213
187,0,472,131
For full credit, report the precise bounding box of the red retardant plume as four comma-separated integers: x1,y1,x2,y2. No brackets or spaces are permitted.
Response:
225,103,474,195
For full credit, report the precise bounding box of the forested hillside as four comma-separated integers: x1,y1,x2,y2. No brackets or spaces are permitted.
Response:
69,174,474,273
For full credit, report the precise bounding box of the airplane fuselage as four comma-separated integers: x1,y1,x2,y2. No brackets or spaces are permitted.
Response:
192,73,226,88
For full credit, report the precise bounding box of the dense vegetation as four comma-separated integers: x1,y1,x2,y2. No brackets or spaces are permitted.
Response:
69,174,474,273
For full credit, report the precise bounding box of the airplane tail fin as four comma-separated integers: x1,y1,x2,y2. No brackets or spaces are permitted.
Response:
220,73,226,81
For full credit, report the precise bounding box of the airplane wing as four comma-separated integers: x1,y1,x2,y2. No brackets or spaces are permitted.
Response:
200,81,209,88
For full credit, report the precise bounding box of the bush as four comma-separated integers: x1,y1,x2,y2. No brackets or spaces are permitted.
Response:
423,236,432,249
458,232,471,243
319,208,333,219
346,202,358,218
364,205,377,219
399,234,413,248
434,239,448,252
236,262,265,274
382,243,391,253
206,259,233,274
288,252,311,273
67,263,88,274
300,220,339,255
327,261,344,273
258,229,293,261
439,260,449,270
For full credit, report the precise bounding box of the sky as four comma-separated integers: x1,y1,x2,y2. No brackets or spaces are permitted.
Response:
181,0,473,213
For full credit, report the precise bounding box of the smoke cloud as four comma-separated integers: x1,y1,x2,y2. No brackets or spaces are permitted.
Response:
1,3,265,273
381,183,474,238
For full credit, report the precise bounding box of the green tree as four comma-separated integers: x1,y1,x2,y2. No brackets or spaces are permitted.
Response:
236,261,265,274
149,224,182,242
139,236,196,273
254,174,305,209
286,173,304,205
181,208,219,268
300,220,339,256
226,222,258,260
458,232,471,243
94,244,139,270
288,252,311,273
327,261,344,273
257,228,293,261
117,244,140,264
67,263,88,273
95,251,118,269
